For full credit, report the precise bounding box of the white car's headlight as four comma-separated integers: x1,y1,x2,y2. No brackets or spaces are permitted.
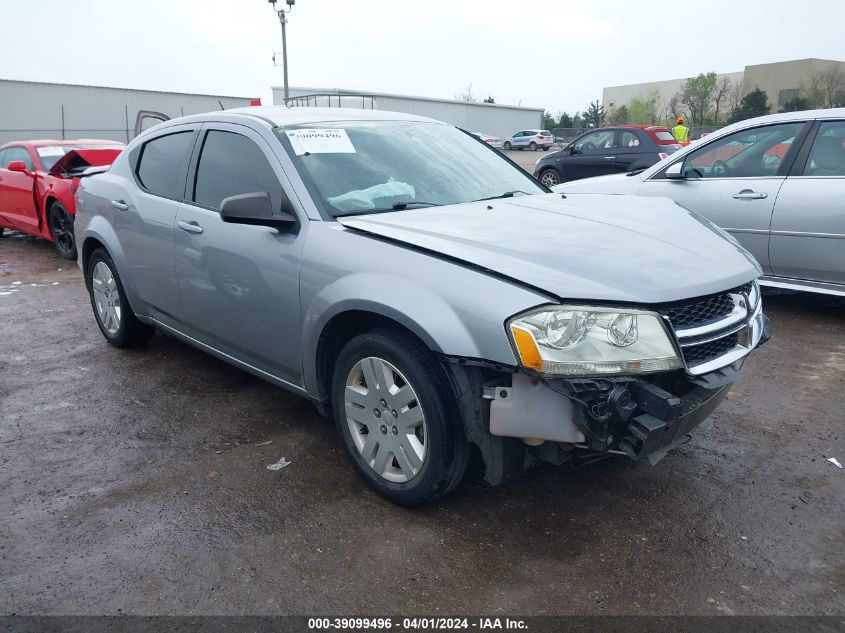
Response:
508,306,683,376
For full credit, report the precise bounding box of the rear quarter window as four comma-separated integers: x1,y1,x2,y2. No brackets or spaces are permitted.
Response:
136,131,195,199
651,130,677,143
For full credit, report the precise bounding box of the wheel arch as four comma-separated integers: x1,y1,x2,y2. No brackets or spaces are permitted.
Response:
78,218,144,315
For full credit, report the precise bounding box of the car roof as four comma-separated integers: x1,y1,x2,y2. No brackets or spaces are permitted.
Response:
212,105,442,127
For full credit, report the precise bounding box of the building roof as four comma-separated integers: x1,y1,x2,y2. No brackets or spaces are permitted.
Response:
276,86,545,113
0,77,256,101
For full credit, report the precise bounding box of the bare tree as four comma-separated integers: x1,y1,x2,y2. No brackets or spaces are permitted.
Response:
713,77,732,125
727,79,747,118
817,67,845,107
456,83,479,103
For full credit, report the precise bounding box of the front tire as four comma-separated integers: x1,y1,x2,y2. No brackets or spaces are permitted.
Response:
529,141,537,151
539,168,560,187
86,248,155,348
332,328,469,506
503,141,512,150
48,202,77,259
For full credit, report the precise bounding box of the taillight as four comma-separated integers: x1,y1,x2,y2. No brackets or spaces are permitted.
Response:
659,152,670,160
536,135,543,139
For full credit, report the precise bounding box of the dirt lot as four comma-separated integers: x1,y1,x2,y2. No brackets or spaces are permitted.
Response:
1,231,843,615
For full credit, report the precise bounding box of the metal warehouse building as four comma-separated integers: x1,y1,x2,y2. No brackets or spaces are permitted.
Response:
0,79,258,145
274,86,545,139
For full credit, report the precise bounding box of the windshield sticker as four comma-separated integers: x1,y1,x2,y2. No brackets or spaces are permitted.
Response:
286,129,356,155
37,146,67,157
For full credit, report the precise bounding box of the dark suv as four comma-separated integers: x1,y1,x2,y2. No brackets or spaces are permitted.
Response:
534,125,682,186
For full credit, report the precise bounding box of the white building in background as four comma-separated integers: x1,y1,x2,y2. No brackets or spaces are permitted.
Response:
0,79,258,144
274,86,545,139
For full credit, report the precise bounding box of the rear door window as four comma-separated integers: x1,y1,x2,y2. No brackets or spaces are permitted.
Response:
620,130,641,148
136,131,196,199
803,121,845,177
193,130,283,211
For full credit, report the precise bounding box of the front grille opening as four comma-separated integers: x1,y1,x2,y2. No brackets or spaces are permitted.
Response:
661,283,750,330
683,333,739,366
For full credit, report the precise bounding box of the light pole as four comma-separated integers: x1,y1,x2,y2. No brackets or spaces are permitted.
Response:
268,0,295,101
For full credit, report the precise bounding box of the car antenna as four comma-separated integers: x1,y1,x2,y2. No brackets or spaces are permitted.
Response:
218,100,225,110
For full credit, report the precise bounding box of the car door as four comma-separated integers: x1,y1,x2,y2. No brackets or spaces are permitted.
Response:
119,124,198,318
0,146,38,233
636,121,811,273
173,123,306,385
510,131,525,148
769,119,845,285
615,129,649,172
563,129,619,181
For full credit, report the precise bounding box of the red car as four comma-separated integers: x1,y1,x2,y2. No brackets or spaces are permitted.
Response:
0,139,123,258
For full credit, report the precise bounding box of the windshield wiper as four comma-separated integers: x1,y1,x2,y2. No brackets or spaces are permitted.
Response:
333,201,439,218
627,168,648,176
472,190,530,202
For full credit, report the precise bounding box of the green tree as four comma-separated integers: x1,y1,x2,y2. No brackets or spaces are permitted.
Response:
558,112,574,128
584,100,606,127
543,111,558,130
483,95,495,104
780,96,812,113
729,88,770,123
609,104,629,124
681,72,717,126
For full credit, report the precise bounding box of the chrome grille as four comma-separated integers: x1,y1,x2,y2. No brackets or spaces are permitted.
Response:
659,283,754,375
682,333,739,366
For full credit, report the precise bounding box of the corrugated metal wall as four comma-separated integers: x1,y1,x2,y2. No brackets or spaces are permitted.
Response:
0,79,256,144
274,87,544,139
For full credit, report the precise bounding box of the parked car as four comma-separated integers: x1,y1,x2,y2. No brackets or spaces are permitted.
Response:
0,140,123,258
503,129,554,151
471,132,503,149
534,125,682,187
75,106,769,506
554,109,845,297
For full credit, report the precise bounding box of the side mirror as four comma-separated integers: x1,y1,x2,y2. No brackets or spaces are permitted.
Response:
7,160,30,174
569,146,580,155
220,192,297,229
664,162,685,179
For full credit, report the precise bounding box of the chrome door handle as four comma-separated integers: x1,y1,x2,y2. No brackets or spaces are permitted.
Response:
732,190,768,200
603,156,616,160
110,200,129,211
177,220,204,234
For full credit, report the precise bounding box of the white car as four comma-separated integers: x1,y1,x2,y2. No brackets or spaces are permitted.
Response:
553,108,845,297
503,129,554,151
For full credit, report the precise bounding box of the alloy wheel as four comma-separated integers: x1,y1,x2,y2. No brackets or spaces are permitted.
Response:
92,261,122,335
344,356,427,483
49,206,75,256
540,170,560,187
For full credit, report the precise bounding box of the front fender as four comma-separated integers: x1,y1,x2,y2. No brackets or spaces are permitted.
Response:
301,272,483,396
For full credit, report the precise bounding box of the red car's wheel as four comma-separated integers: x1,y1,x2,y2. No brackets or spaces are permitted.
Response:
48,202,77,259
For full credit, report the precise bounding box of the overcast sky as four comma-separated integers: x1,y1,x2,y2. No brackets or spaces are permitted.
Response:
2,0,842,114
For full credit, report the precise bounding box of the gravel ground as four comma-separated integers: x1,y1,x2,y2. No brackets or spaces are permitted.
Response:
1,230,843,616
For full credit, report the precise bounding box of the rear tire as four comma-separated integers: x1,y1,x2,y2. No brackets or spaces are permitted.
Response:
48,202,77,260
86,248,155,348
331,327,469,506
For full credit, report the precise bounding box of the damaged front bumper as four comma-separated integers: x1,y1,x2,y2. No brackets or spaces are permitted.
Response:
486,312,771,467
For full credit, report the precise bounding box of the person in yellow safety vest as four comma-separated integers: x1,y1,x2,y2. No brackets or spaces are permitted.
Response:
673,116,690,146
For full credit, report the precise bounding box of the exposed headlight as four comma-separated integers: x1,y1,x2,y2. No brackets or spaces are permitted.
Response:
508,305,683,376
747,279,760,309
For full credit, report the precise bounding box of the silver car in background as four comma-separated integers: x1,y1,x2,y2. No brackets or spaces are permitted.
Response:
555,108,845,296
75,107,769,506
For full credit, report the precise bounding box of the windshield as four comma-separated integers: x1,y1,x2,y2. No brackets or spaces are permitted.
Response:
277,122,546,217
36,145,122,170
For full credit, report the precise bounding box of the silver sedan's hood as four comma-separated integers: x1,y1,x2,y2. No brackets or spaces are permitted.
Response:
337,193,762,304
